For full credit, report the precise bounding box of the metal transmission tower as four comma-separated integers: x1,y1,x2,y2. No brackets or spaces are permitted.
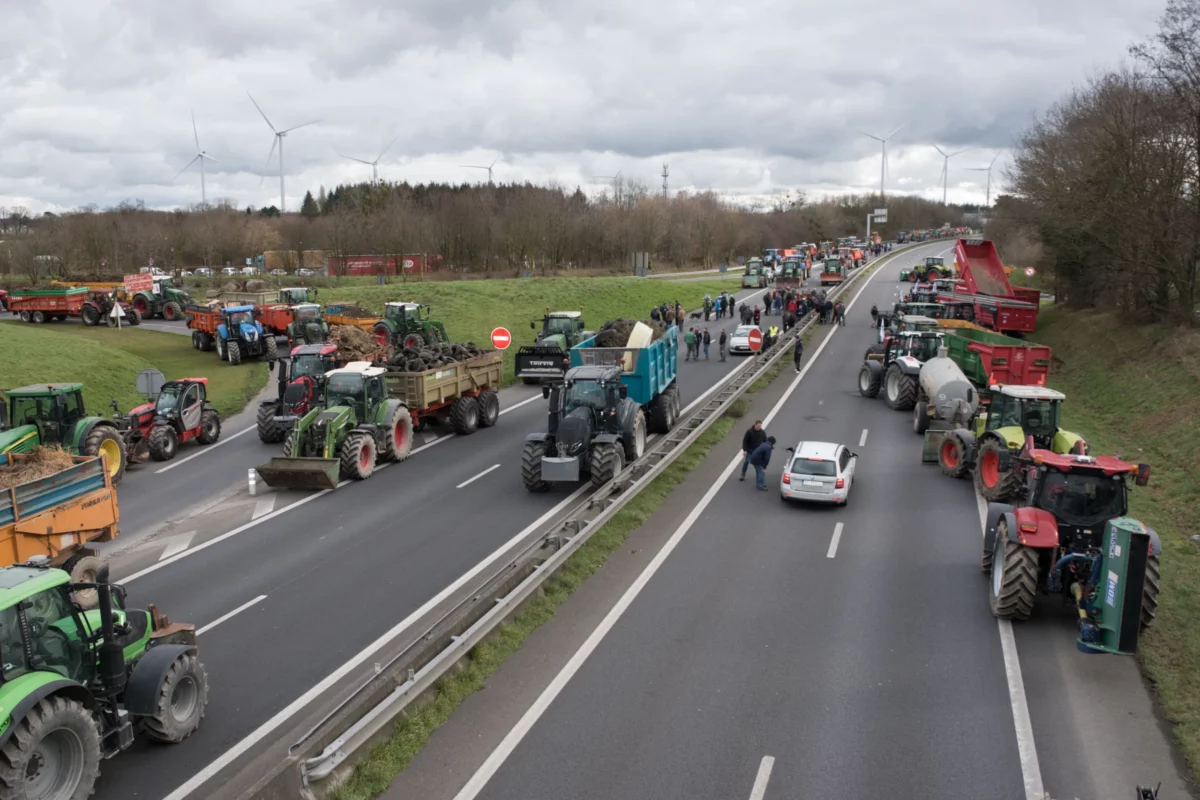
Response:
661,163,669,197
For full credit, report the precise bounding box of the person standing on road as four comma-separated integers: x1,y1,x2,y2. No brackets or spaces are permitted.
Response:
718,328,727,361
740,421,767,482
651,305,661,323
748,436,777,490
684,328,696,361
702,327,712,360
835,301,846,326
793,336,804,373
870,304,879,326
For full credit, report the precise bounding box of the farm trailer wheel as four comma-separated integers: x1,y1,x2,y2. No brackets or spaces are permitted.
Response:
521,440,550,492
477,390,500,428
449,396,480,435
623,409,647,462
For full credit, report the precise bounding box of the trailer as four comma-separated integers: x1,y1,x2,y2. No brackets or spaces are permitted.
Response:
185,303,276,364
384,349,504,431
6,287,88,323
952,238,1041,331
325,303,381,331
942,327,1052,388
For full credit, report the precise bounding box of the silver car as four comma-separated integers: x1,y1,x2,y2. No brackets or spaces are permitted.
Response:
728,325,760,354
780,441,858,505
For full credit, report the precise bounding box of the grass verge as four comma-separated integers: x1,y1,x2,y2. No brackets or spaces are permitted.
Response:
326,390,768,799
0,321,267,418
1036,306,1200,776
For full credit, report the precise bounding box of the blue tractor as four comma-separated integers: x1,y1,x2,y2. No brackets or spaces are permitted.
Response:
215,304,277,366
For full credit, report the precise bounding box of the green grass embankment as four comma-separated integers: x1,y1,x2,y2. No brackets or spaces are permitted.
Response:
1036,306,1200,773
0,322,267,418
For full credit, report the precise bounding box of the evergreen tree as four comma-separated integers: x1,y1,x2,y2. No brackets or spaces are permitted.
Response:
300,190,319,218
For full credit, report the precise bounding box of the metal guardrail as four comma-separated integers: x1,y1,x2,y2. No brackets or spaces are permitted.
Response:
259,245,916,797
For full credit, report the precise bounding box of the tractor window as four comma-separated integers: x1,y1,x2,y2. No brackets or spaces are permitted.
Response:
292,354,325,380
227,311,254,326
21,589,88,683
1037,471,1127,526
546,317,576,336
0,605,30,678
990,396,1024,429
564,381,606,412
325,374,365,408
156,384,183,413
367,378,386,407
294,307,319,323
11,396,53,426
58,392,84,426
1020,400,1060,438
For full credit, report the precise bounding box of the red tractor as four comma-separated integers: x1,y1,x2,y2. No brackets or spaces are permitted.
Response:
256,343,343,442
111,378,222,462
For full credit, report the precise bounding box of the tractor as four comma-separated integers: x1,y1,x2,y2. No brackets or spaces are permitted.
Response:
286,303,329,346
857,326,944,409
215,305,276,365
741,259,769,289
0,384,127,483
256,343,342,443
0,561,207,799
981,442,1159,653
80,290,141,327
899,256,950,283
515,310,594,384
129,276,192,321
111,378,221,462
256,363,414,490
372,302,448,349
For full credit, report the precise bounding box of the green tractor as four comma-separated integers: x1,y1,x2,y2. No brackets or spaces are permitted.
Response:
287,303,330,345
515,310,594,384
129,277,193,321
371,302,448,349
0,384,128,484
0,561,207,799
279,287,318,305
255,363,415,490
899,256,951,283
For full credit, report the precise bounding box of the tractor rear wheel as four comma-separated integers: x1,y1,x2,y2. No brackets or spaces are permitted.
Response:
374,323,392,347
0,696,101,800
82,425,126,485
589,443,624,490
148,425,179,461
858,362,881,398
988,522,1038,620
623,409,647,462
884,365,917,410
215,336,227,361
381,404,414,462
477,390,500,428
521,441,550,492
162,301,183,321
974,439,1023,501
939,433,970,479
63,554,104,610
340,432,376,481
1142,554,1161,630
143,652,209,743
197,410,221,445
133,295,150,317
81,304,100,326
257,404,285,443
449,396,480,435
227,339,243,366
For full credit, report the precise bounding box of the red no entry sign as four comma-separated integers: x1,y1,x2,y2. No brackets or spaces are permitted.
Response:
491,327,512,350
1024,267,1036,277
747,327,763,352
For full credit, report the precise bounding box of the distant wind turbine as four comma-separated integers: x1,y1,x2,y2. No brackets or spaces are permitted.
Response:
592,171,622,190
933,145,970,206
460,158,498,184
247,91,321,213
172,111,220,207
965,153,1001,207
860,124,905,200
342,135,400,183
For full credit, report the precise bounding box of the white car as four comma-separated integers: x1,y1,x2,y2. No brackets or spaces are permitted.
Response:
296,268,315,277
270,269,287,276
221,267,240,276
780,441,858,505
194,267,214,278
728,325,760,354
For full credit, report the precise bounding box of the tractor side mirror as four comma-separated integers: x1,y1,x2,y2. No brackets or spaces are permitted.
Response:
542,385,550,399
1136,464,1151,487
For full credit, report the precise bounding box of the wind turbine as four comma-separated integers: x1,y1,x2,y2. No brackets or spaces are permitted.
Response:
966,153,1001,207
172,111,220,207
460,158,498,184
341,135,399,183
933,145,970,206
247,91,321,213
859,124,905,200
592,171,622,189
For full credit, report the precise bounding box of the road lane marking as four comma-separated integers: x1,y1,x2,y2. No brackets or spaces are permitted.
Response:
197,595,267,635
859,428,868,447
748,756,775,800
155,425,255,473
160,482,592,800
158,531,195,561
458,464,501,489
826,522,844,558
252,495,276,519
452,251,895,799
976,491,1044,799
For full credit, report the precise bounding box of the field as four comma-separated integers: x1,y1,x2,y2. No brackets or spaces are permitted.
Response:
1036,306,1200,773
0,321,268,418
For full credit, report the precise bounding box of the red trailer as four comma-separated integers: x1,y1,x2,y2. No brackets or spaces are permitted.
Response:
327,254,446,276
7,288,87,323
952,238,1041,333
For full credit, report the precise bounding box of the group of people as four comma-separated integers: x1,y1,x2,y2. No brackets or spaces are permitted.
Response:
648,300,685,327
683,326,728,362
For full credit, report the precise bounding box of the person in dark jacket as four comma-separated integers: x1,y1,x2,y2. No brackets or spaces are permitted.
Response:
793,336,804,373
718,328,727,361
740,421,767,481
748,436,777,490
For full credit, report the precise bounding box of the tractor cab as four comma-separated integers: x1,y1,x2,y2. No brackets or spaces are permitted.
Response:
322,363,387,422
292,303,322,324
375,302,448,349
545,365,627,439
223,305,256,328
2,384,87,447
290,344,340,381
925,256,946,271
536,311,585,341
152,379,208,427
384,302,426,325
280,287,316,305
983,385,1067,449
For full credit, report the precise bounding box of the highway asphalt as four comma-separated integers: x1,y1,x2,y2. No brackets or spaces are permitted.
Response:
90,263,859,799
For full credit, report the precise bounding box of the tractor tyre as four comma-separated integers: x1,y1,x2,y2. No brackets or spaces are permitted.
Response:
63,553,104,610
988,526,1038,621
282,430,296,457
974,439,1023,501
381,404,414,462
19,311,31,322
215,336,227,361
162,301,183,321
198,332,212,351
227,339,243,366
340,432,376,481
257,404,285,443
884,364,917,411
521,441,550,492
373,322,392,347
264,334,278,361
198,409,221,445
623,409,648,462
589,443,624,490
31,310,45,324
82,425,126,485
858,361,881,398
449,396,480,435
106,311,120,328
133,295,150,317
81,304,100,326
926,268,941,281
1142,554,1161,630
477,390,500,428
939,432,970,479
0,695,101,799
402,333,424,351
646,392,672,434
913,402,930,435
148,424,179,461
142,651,209,743
127,307,142,325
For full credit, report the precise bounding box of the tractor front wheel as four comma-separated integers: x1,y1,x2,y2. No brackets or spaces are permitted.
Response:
227,339,243,366
884,364,917,411
589,443,624,490
127,307,142,325
974,439,1023,501
197,410,221,445
162,301,183,321
143,652,209,743
988,522,1038,620
381,404,414,462
1142,554,1161,630
522,441,550,492
623,409,647,463
215,336,227,361
402,332,424,351
477,390,500,428
449,396,480,435
82,426,126,485
80,304,100,326
0,696,101,800
340,432,376,481
264,334,278,361
939,433,970,479
257,404,285,443
858,362,881,398
148,425,179,461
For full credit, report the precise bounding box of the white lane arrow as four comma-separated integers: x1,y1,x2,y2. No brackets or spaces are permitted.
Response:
158,531,196,561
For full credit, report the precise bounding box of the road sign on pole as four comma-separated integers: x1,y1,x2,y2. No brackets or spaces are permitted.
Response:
109,302,126,329
490,327,512,350
1024,267,1036,277
747,328,763,352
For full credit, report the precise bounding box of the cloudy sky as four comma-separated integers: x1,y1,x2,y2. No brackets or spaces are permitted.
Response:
0,0,1163,214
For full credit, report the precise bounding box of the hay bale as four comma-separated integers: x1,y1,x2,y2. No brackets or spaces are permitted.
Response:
0,446,77,490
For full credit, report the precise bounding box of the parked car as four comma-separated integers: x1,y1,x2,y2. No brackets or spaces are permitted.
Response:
728,325,761,355
241,266,258,276
221,267,239,276
270,269,287,277
296,268,315,277
779,441,858,505
195,267,214,278
180,270,193,277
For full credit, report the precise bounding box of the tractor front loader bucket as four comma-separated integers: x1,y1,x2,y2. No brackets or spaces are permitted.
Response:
256,456,341,491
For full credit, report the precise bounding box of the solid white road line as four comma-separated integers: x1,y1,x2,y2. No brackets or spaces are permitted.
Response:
826,522,844,559
158,531,195,561
155,425,256,473
161,482,592,800
859,428,868,447
458,464,501,489
976,492,1044,799
197,595,268,636
748,756,776,800
452,248,893,800
252,494,277,519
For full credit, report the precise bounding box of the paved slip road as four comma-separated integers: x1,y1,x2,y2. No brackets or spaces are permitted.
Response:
436,243,1190,800
91,262,866,799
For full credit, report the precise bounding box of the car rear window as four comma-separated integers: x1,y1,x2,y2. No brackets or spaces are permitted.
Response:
790,457,836,477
